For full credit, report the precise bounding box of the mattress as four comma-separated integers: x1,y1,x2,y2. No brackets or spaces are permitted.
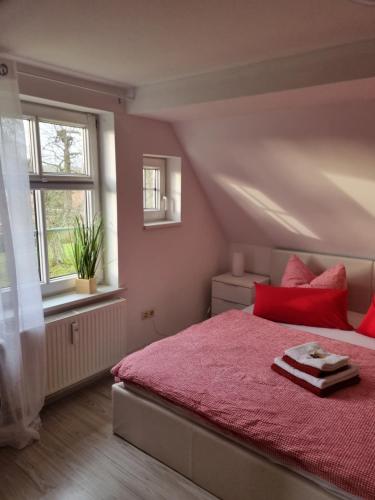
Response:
115,310,375,499
243,305,373,349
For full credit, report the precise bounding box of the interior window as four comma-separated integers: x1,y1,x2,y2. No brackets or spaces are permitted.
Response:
22,102,100,295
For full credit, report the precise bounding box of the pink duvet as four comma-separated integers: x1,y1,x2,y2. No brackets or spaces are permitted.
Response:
112,310,375,498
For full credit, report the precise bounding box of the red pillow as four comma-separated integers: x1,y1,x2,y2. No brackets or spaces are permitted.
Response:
357,298,375,338
253,283,353,330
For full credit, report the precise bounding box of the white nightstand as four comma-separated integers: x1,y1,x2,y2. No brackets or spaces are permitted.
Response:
211,272,270,316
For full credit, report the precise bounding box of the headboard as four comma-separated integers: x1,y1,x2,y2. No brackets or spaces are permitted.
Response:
270,249,374,313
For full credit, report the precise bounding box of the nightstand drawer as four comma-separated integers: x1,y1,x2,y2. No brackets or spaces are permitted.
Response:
211,298,244,315
212,281,253,306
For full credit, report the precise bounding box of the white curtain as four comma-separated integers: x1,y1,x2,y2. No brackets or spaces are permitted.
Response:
0,59,46,448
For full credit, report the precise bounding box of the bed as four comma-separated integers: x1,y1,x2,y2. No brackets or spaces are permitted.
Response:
112,249,375,500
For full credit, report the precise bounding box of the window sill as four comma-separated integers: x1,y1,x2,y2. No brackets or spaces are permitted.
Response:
43,285,125,316
143,220,182,230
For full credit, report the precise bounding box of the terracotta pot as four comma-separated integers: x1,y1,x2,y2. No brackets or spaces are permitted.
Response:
75,277,97,294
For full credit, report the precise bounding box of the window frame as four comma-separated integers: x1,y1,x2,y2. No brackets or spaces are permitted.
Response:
22,101,101,296
143,156,167,223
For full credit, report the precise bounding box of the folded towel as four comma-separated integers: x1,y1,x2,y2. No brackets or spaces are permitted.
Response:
273,357,359,389
285,342,349,372
282,354,349,378
271,363,360,397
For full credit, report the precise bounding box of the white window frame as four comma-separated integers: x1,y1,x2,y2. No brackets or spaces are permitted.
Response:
22,101,101,296
143,156,167,223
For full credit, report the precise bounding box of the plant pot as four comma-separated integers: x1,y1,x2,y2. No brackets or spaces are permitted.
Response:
75,277,97,294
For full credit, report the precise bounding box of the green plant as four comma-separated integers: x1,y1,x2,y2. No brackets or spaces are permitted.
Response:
71,215,104,279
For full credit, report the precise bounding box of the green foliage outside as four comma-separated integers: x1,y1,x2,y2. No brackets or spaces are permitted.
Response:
1,122,87,288
45,190,85,279
41,123,86,279
47,234,75,278
30,121,89,281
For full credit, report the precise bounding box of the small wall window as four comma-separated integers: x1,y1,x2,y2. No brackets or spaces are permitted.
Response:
143,157,166,222
143,155,182,228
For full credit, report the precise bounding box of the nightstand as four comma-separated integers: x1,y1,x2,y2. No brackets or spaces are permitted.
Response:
211,272,270,316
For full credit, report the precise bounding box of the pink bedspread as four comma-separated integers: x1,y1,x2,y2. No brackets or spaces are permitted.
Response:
112,310,375,498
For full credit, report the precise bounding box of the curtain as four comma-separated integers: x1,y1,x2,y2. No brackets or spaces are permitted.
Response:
0,59,46,448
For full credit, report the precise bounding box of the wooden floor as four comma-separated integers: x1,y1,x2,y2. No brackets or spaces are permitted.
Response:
0,377,217,500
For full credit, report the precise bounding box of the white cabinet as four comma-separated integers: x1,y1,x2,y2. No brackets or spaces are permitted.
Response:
211,272,269,316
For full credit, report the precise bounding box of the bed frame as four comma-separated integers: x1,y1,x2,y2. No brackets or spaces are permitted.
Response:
113,249,374,500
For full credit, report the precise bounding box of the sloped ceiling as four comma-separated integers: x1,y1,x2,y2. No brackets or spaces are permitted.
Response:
174,95,375,259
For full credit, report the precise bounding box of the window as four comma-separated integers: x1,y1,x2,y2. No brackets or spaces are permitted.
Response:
142,155,182,228
22,102,100,295
143,157,167,222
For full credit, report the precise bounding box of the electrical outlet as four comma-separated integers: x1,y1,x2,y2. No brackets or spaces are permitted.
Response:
141,309,155,320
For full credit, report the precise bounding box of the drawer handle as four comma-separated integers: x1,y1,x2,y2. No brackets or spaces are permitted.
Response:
213,281,252,289
213,298,245,305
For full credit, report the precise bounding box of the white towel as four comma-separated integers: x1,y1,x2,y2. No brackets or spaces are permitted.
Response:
285,342,349,372
274,357,359,389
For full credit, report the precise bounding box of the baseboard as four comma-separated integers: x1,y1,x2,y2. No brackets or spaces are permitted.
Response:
44,370,112,405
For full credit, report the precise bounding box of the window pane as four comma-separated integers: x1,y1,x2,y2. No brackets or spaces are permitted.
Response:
143,168,160,210
44,190,87,279
144,168,157,189
39,121,86,175
23,119,33,173
30,191,42,281
144,189,156,209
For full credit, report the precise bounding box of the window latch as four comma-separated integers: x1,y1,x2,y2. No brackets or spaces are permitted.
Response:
162,195,168,211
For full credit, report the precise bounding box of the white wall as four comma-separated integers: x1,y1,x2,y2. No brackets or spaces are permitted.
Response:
230,243,272,276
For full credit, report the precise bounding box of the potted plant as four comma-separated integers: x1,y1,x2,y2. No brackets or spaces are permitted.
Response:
71,215,104,294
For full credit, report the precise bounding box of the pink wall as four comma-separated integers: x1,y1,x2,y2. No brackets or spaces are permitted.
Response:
175,99,375,260
115,115,228,352
18,73,228,353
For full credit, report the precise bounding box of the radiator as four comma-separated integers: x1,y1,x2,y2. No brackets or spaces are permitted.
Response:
45,298,127,395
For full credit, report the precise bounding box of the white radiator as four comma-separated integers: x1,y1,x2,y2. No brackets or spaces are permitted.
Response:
45,298,127,395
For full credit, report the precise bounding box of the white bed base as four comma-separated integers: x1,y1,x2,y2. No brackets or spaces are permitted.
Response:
113,249,371,500
113,383,339,500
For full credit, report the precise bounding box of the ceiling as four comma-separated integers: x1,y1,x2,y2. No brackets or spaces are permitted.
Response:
2,0,375,86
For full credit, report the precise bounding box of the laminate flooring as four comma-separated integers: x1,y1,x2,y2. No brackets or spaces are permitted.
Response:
0,377,217,500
